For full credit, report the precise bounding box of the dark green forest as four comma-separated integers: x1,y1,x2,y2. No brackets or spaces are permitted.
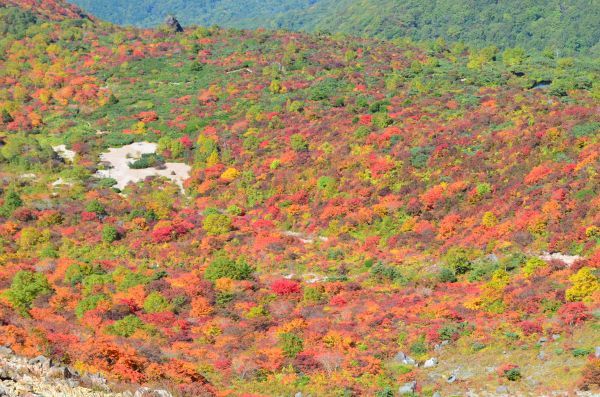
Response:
71,0,600,54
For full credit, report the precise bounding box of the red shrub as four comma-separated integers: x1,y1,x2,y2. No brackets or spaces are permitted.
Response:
271,278,301,295
558,302,590,326
518,320,543,335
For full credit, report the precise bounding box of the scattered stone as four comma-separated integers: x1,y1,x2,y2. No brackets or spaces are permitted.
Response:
538,337,548,344
432,392,442,397
595,347,600,358
0,347,12,357
552,334,561,341
447,374,456,383
496,385,509,394
434,341,448,351
46,366,72,379
134,388,173,397
0,350,172,396
423,357,438,368
538,351,546,360
393,352,417,366
398,381,416,395
52,144,76,162
28,355,51,369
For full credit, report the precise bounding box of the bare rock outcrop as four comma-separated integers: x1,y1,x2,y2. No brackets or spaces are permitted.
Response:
164,16,183,33
0,347,172,397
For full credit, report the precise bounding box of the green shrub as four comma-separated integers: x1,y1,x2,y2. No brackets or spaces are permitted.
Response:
290,133,308,152
0,189,23,217
572,348,592,357
410,340,428,355
439,268,458,283
75,294,108,318
371,263,404,283
409,146,433,169
505,367,522,381
204,254,253,281
85,200,105,215
279,332,303,358
81,274,111,296
143,291,171,313
107,315,144,337
444,247,473,275
128,153,164,169
6,271,53,315
102,225,119,243
522,257,546,277
303,286,324,303
571,122,599,138
202,213,232,235
316,176,337,197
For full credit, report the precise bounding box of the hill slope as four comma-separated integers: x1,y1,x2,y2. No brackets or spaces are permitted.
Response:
70,0,600,54
0,0,599,396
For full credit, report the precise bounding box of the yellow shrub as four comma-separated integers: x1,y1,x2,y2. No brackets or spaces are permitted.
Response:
482,211,498,227
566,267,599,302
220,167,239,182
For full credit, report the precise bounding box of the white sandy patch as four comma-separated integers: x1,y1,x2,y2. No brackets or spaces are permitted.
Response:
284,272,327,284
282,230,328,244
95,141,190,192
52,145,76,162
539,252,582,266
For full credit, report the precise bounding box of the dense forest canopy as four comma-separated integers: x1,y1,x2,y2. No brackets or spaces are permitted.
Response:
70,0,600,54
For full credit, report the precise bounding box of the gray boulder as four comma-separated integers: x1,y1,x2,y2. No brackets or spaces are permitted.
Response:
28,355,51,369
423,357,438,368
393,352,417,366
45,366,72,379
398,381,417,395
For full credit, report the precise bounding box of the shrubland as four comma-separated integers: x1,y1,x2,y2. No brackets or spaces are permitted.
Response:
0,1,598,395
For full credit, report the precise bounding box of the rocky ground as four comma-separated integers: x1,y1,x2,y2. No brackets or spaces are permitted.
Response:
0,347,171,397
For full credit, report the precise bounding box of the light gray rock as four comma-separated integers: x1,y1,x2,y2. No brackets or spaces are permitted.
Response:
423,357,438,368
28,355,51,369
393,352,416,366
134,388,173,397
496,385,509,394
45,366,72,379
432,392,442,397
552,334,561,340
398,381,416,394
447,374,456,383
595,346,600,358
0,347,12,357
538,351,546,360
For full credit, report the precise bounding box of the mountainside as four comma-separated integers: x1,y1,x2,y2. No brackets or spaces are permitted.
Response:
70,0,600,54
0,0,599,396
1,0,91,21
